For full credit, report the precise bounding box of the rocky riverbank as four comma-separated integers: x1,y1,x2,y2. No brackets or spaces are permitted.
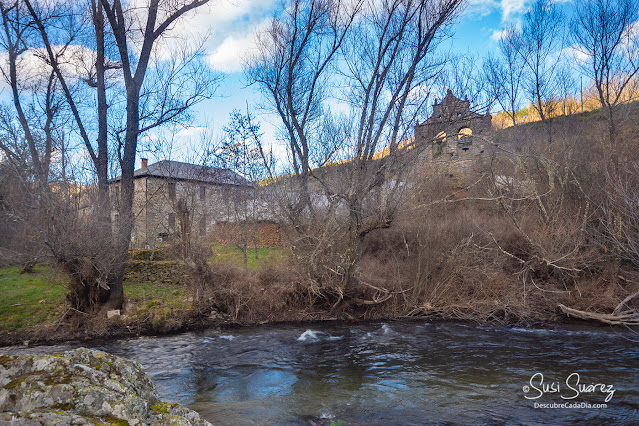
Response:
0,348,211,425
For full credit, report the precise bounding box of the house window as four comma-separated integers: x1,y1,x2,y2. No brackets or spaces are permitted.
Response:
199,215,207,236
200,185,205,201
168,213,175,229
168,182,176,200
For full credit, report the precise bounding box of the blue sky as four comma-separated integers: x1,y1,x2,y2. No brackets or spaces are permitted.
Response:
136,0,576,167
0,0,578,170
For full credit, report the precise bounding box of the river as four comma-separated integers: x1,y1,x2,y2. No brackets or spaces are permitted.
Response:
5,321,639,424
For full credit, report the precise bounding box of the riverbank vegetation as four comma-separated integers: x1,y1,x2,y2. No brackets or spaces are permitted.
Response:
1,0,639,346
181,102,639,328
0,246,288,345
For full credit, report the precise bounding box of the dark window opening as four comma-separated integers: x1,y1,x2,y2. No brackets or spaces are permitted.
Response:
168,182,176,200
200,186,205,201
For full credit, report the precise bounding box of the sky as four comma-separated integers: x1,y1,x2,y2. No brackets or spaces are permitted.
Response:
137,0,579,169
0,0,575,171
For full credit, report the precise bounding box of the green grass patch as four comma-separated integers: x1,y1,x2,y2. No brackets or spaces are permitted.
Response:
0,263,194,335
123,280,192,330
123,280,190,309
208,244,287,270
0,265,66,333
0,248,286,336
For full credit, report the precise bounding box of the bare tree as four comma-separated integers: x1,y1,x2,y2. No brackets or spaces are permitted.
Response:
247,0,361,221
571,0,639,146
0,1,70,274
249,0,462,305
556,65,576,117
517,0,565,139
88,0,212,310
332,0,462,295
444,54,491,114
218,108,271,267
0,0,214,312
0,1,57,187
484,26,524,127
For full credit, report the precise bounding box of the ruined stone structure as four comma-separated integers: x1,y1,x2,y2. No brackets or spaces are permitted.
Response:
415,89,492,177
110,159,253,248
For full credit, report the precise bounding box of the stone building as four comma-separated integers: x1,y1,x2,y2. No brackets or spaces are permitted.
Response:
109,159,253,248
415,89,492,179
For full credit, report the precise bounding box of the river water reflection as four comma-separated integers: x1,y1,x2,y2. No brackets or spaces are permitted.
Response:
10,321,639,424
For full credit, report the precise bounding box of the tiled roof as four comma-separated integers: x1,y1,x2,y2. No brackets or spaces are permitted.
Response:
111,160,251,186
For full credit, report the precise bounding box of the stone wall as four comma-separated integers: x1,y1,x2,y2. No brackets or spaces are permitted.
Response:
112,176,254,248
124,260,191,286
414,90,492,184
215,221,283,248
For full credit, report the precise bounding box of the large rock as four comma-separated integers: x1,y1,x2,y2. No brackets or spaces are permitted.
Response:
0,348,211,425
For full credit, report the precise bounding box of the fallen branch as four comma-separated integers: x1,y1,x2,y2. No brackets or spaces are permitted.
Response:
613,289,639,315
558,304,639,326
353,293,393,305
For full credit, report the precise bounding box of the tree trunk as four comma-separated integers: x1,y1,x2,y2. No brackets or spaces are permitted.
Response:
242,245,248,269
105,86,141,310
93,0,110,219
343,199,364,295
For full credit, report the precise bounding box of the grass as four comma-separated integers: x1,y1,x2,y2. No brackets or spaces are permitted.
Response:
208,244,287,270
0,264,192,334
123,280,190,310
0,265,66,333
0,244,287,336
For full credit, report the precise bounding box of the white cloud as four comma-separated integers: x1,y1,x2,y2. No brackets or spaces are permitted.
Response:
490,29,508,41
500,0,529,21
135,0,279,69
207,32,259,73
466,0,499,18
564,45,589,64
174,126,207,140
207,14,274,73
0,44,107,92
466,0,539,23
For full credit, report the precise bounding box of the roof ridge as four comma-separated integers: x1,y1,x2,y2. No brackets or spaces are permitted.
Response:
110,159,251,186
151,159,226,171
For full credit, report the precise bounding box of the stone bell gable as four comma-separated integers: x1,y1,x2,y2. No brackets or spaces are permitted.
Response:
415,89,492,164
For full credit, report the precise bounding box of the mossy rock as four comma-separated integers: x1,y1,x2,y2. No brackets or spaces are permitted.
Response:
0,348,211,425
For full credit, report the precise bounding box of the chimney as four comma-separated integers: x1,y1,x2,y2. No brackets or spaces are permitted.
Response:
141,158,148,169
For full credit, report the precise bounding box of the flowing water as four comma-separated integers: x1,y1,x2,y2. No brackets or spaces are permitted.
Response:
5,321,639,424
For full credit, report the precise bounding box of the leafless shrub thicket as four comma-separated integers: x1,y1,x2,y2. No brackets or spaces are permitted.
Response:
248,0,464,309
185,241,323,323
381,108,638,323
597,166,639,269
